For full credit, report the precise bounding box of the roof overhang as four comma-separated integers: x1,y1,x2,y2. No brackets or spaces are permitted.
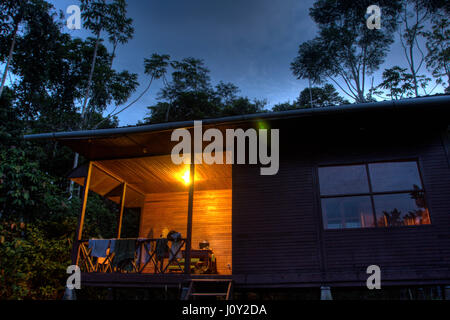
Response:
24,95,450,160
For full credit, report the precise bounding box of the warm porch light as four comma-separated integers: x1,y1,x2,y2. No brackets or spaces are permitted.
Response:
177,165,200,186
181,169,191,185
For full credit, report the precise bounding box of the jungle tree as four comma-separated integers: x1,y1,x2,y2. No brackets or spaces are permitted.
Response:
292,0,402,103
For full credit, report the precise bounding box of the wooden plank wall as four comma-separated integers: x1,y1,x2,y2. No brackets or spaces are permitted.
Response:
232,149,323,283
316,128,450,284
139,189,232,275
232,119,450,286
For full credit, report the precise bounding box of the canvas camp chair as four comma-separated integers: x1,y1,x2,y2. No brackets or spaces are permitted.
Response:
137,240,163,273
115,257,139,273
111,239,140,273
165,239,192,273
79,242,96,272
96,248,115,273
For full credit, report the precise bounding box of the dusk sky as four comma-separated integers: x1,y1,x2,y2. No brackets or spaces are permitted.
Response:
49,0,443,126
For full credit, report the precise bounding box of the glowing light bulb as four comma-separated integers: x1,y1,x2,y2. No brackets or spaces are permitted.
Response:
181,169,191,185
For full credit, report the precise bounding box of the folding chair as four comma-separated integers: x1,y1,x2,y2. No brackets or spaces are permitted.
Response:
163,239,187,273
96,248,115,273
137,240,161,273
79,242,96,272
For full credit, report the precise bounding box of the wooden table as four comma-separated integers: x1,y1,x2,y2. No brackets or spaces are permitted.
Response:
167,249,217,274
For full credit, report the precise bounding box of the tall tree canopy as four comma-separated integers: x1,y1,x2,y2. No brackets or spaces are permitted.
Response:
0,1,140,299
0,0,53,97
423,13,450,92
272,84,347,111
0,0,138,178
297,84,348,107
373,66,431,100
78,0,135,128
397,0,440,97
0,0,448,300
291,0,402,103
145,57,266,123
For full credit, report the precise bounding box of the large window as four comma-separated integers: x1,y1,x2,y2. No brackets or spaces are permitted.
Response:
318,161,431,229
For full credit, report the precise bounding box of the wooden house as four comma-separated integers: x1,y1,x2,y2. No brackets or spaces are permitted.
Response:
24,96,450,297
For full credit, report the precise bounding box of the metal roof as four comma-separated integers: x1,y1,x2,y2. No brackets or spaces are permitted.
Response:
24,95,450,142
22,95,450,160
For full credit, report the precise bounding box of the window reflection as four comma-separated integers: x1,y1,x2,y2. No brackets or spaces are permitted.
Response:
319,165,369,196
369,161,422,192
321,196,375,229
319,160,430,230
374,191,431,227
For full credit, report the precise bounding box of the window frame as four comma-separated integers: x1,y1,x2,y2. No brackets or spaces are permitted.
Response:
317,159,431,230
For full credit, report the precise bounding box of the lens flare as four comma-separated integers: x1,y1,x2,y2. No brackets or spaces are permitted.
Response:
181,169,190,185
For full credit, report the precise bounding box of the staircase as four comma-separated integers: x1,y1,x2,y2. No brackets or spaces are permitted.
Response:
182,278,233,300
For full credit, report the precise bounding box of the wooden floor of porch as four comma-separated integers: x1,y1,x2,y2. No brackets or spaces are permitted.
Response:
81,272,233,288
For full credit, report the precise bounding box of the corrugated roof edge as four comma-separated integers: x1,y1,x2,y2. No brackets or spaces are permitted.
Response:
23,95,450,141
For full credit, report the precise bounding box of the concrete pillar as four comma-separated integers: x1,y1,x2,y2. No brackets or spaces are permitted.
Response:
417,287,425,300
445,286,450,300
435,285,442,300
180,286,189,300
62,286,76,300
106,288,115,300
320,286,333,300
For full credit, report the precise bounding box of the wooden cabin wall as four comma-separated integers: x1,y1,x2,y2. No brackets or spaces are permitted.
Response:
232,121,450,287
232,148,323,286
140,192,188,240
139,189,232,275
192,189,232,275
316,127,450,285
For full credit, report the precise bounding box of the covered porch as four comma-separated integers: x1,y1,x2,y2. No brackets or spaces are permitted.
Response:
71,152,232,280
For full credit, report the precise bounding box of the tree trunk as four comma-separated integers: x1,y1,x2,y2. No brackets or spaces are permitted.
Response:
93,76,154,129
69,153,80,195
308,78,313,108
409,44,419,97
110,43,117,68
80,31,101,128
0,23,19,97
70,32,101,195
165,102,171,122
444,62,449,92
358,90,366,103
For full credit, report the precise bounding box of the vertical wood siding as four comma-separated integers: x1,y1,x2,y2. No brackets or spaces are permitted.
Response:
232,145,322,277
139,189,232,275
232,123,450,286
317,129,450,283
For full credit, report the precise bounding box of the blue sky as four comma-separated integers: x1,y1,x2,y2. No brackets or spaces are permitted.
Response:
48,0,444,126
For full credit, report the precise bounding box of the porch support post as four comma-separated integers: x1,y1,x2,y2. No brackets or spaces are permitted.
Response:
184,151,195,274
116,183,127,239
71,161,93,265
320,286,333,300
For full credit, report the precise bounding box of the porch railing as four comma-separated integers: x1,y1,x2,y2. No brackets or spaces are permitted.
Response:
77,238,187,274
